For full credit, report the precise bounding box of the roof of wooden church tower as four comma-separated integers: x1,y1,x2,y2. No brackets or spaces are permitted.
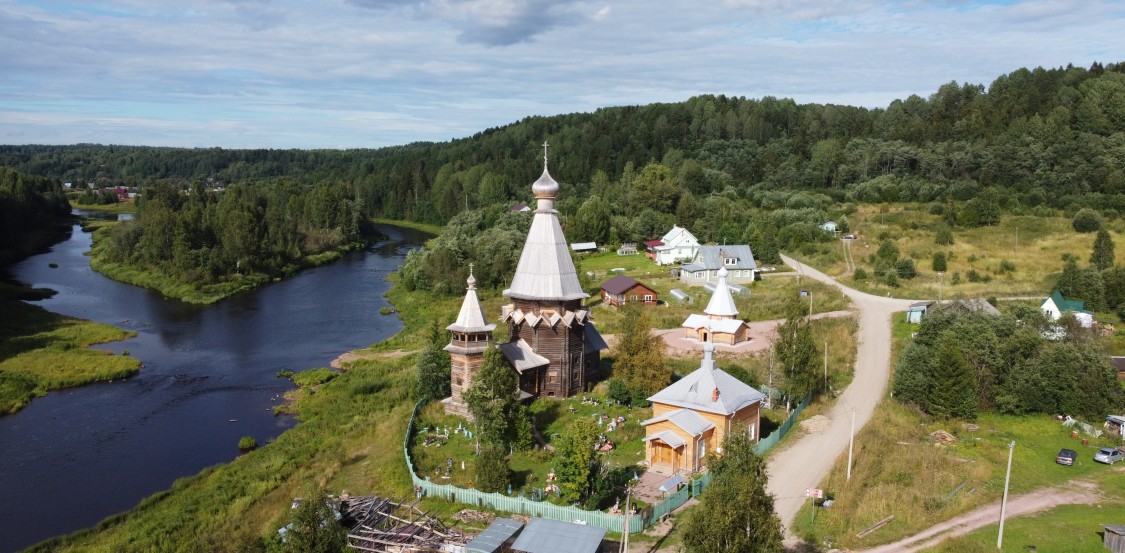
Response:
503,145,588,302
448,269,496,333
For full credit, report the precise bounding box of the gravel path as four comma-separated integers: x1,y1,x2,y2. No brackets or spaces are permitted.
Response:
858,480,1102,553
766,255,916,536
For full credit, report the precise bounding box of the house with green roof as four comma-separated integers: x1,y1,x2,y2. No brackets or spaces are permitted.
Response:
1041,290,1094,328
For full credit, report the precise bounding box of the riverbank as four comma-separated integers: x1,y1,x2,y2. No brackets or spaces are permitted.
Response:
85,220,372,304
0,281,140,415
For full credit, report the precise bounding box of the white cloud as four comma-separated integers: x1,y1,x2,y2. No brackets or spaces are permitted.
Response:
1,0,1123,148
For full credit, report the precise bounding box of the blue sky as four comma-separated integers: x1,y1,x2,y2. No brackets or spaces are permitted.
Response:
1,0,1122,149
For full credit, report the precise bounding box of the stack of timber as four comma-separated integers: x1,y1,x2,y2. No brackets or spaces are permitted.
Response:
344,496,466,552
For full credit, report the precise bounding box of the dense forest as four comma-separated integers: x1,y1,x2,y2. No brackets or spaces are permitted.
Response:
4,62,1125,294
0,167,70,264
98,179,370,295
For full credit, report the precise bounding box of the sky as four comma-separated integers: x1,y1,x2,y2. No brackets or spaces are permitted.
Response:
1,0,1123,149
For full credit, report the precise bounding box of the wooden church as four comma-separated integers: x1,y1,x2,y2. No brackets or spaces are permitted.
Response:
445,148,608,417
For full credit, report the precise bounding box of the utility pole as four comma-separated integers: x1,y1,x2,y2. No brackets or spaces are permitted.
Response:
809,289,814,316
620,487,632,553
823,342,828,393
938,272,944,302
998,440,1015,549
847,407,855,481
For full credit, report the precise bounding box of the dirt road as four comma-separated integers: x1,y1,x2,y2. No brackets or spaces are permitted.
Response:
766,255,916,535
859,480,1102,553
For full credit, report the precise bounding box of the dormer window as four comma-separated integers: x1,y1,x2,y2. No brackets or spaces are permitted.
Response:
724,257,737,266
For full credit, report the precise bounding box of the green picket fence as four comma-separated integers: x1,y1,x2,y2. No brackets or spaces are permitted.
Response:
403,393,811,533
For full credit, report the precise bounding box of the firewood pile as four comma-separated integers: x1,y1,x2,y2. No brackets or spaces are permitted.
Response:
343,496,466,552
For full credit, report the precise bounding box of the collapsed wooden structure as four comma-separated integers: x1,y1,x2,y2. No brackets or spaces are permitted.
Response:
344,496,466,552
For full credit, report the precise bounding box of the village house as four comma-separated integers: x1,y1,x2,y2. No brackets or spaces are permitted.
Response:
646,225,699,265
599,275,659,307
641,340,764,475
679,245,758,284
681,266,750,345
1041,290,1094,328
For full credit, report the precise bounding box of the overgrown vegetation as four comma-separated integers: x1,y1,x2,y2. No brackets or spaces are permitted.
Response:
894,306,1123,420
0,288,140,414
0,167,70,265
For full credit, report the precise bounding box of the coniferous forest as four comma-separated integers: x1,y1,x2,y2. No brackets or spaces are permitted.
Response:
3,62,1125,297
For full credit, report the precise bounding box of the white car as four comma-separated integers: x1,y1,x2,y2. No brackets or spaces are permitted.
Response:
1094,448,1124,464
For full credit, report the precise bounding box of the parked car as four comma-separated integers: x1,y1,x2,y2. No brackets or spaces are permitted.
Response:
1094,447,1124,464
1056,448,1077,466
843,234,857,240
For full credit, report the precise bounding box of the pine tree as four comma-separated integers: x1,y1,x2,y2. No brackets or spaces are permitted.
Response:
464,347,527,450
1056,257,1083,298
681,431,783,553
1091,228,1115,271
415,321,451,401
927,333,977,420
475,443,511,493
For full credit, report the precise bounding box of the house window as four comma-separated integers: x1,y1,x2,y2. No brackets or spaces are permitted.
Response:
724,257,737,266
548,371,558,384
748,423,756,441
644,294,654,302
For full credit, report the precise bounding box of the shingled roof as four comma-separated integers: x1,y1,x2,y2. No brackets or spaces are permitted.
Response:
503,163,588,302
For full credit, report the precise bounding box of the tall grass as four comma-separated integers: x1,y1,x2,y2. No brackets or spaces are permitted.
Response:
0,300,140,414
818,205,1116,299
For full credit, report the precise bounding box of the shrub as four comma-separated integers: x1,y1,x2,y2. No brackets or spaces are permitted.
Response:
238,436,257,450
998,259,1016,274
932,252,947,272
895,258,917,279
853,268,867,281
606,378,630,404
885,273,900,287
1072,208,1103,233
934,224,954,245
951,272,962,285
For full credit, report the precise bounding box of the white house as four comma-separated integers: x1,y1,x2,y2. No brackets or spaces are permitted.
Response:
649,225,699,265
1041,290,1094,328
680,245,758,284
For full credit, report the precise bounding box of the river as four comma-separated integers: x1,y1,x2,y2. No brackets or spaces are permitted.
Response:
0,215,429,552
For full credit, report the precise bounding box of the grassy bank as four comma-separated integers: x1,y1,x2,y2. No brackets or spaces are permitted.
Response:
86,223,367,304
0,283,140,414
371,217,443,236
69,199,137,215
28,353,422,552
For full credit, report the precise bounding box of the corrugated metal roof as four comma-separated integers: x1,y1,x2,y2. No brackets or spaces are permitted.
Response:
642,408,714,436
600,274,640,295
510,518,606,553
704,267,738,317
499,340,550,373
448,275,497,333
467,518,523,553
643,430,686,449
688,245,757,271
669,289,691,302
648,362,765,416
570,242,597,251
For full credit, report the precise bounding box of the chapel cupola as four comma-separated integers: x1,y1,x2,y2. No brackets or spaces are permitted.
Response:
444,266,497,418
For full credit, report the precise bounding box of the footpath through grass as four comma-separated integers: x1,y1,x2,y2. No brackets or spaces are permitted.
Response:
922,497,1125,553
0,282,140,414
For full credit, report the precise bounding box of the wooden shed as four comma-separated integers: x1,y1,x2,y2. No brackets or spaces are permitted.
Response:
1103,524,1125,553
